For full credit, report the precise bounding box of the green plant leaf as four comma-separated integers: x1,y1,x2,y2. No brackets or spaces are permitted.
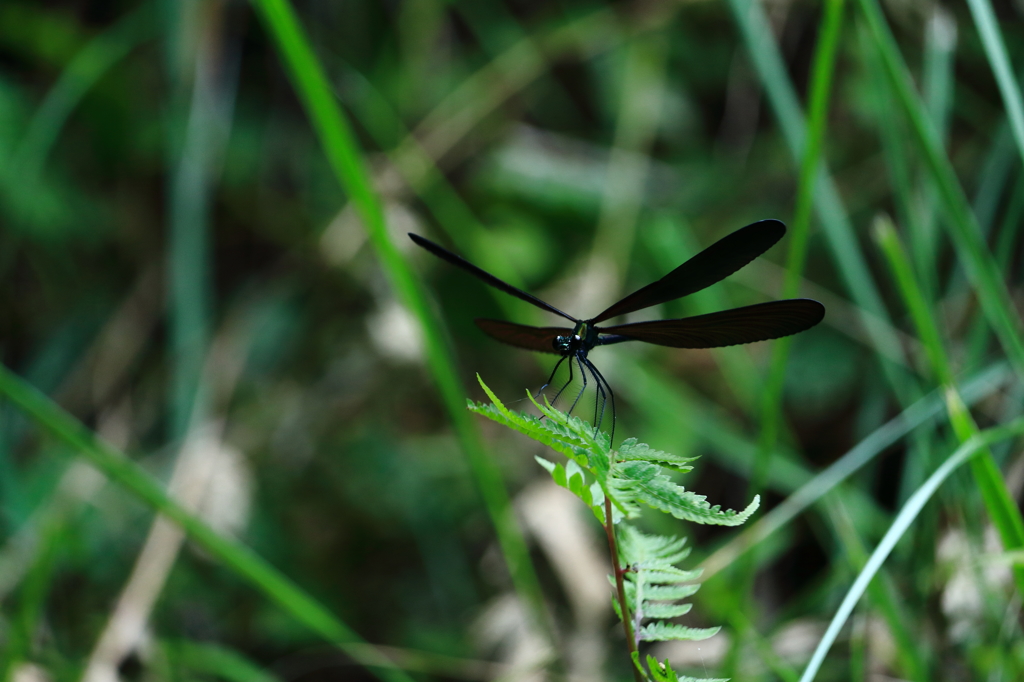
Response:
469,375,754,675
643,602,694,619
614,460,760,525
639,622,721,642
618,438,697,471
644,583,702,601
617,524,715,653
471,376,759,526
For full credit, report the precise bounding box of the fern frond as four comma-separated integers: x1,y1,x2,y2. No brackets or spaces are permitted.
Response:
644,583,701,601
469,375,758,529
622,581,703,605
613,460,760,525
618,438,697,471
642,602,693,619
469,375,753,682
468,381,593,468
618,524,720,653
643,566,704,583
535,456,607,521
529,390,611,446
620,528,692,566
638,622,720,642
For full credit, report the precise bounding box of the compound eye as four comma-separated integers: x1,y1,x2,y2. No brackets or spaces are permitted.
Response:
552,336,570,352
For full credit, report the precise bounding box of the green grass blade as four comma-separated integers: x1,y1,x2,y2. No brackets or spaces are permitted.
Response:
873,218,953,386
167,6,237,439
757,0,845,498
913,8,956,298
797,418,1024,682
923,8,956,148
1,512,63,678
410,8,629,162
589,34,668,292
875,217,1024,592
700,361,1011,578
164,640,283,682
334,67,527,323
859,22,920,276
965,174,1024,371
722,6,933,674
943,123,1016,307
964,0,1024,169
856,0,1024,377
826,499,928,680
723,608,800,682
249,0,551,641
726,0,916,403
740,3,847,668
0,363,415,682
726,0,803,152
12,4,155,180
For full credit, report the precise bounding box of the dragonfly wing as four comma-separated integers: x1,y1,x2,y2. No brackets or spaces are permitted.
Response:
591,220,786,323
475,319,573,354
410,233,576,322
597,299,824,348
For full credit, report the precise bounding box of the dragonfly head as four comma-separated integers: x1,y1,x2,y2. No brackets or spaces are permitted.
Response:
552,335,573,353
553,321,598,356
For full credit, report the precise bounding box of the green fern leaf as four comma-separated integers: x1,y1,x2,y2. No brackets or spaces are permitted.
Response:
469,398,592,468
645,583,701,601
622,531,692,566
469,376,617,480
639,622,720,642
618,438,697,471
535,456,606,514
643,601,693,619
643,566,704,583
606,476,645,519
622,580,703,605
525,390,612,477
469,375,759,529
614,460,760,525
616,524,721,653
469,374,753,680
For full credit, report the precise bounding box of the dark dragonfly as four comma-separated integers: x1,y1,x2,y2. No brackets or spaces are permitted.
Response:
410,220,824,441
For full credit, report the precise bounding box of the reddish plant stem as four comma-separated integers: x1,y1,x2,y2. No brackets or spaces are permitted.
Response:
605,496,645,682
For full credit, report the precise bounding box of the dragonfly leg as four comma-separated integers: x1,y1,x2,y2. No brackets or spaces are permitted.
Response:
565,353,588,417
586,359,606,433
585,358,616,446
549,354,575,406
535,356,569,422
537,355,567,396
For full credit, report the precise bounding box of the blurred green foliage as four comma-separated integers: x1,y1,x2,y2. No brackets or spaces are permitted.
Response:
1,0,1024,681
